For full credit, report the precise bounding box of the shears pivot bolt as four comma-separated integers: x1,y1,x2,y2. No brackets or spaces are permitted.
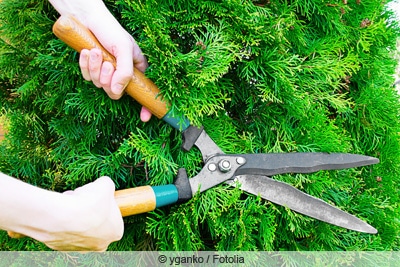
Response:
218,159,231,173
208,163,217,172
236,157,246,165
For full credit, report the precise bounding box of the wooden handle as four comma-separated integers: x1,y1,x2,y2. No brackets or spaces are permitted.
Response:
52,15,169,119
115,184,179,217
114,186,157,217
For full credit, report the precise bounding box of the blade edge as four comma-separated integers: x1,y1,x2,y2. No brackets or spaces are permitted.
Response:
227,175,377,234
235,153,379,176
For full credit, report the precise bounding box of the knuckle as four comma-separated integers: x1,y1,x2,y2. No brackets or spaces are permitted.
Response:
92,82,102,88
121,71,133,81
89,64,100,73
107,93,122,100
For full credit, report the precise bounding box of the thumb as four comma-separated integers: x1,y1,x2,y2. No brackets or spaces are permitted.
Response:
66,176,116,196
110,69,132,96
110,49,134,95
110,38,148,94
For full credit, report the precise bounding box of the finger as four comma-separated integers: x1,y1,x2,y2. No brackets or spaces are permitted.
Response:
110,38,135,95
63,190,74,195
110,58,133,96
79,49,91,81
132,42,149,73
108,203,124,243
65,176,115,196
92,177,124,243
101,62,124,100
99,61,115,97
88,49,103,88
140,106,152,122
77,177,124,244
7,231,26,239
93,176,116,195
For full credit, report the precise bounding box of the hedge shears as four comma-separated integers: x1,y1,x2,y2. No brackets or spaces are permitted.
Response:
52,15,379,234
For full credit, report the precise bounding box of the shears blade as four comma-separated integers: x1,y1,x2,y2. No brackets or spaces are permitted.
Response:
185,129,379,233
189,152,379,195
227,175,377,234
234,152,379,176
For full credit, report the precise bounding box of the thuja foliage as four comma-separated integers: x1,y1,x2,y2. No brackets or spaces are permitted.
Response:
0,0,399,251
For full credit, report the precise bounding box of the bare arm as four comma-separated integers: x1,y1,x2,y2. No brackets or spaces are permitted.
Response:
0,173,123,251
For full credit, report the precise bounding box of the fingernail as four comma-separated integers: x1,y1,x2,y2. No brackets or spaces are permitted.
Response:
112,84,124,94
82,51,89,61
102,65,112,75
90,51,100,62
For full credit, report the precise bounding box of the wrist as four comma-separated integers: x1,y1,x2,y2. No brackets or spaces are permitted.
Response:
49,0,110,24
0,183,69,241
16,192,70,241
22,193,101,244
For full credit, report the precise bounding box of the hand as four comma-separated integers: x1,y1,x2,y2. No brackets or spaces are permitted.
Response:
2,175,123,251
48,0,152,122
79,48,152,122
40,177,124,251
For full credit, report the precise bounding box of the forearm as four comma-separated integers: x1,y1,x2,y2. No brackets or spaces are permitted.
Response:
0,173,123,251
48,0,106,15
0,173,69,240
49,0,118,29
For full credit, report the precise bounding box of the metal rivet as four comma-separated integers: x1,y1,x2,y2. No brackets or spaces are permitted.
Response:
208,163,217,172
236,157,246,165
218,159,231,172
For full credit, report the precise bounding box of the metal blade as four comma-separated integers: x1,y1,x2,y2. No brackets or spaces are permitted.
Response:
235,153,379,176
227,175,377,234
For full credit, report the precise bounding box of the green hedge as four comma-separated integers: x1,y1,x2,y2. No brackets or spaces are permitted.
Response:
0,0,399,251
